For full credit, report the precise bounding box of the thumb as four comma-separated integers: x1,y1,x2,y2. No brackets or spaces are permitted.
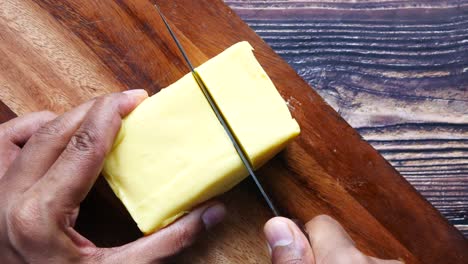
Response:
264,217,315,264
96,201,226,263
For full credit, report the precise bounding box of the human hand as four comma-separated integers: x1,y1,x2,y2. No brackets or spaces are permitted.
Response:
0,90,226,264
264,215,403,264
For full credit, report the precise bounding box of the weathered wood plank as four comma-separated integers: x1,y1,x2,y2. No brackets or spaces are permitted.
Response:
224,0,468,236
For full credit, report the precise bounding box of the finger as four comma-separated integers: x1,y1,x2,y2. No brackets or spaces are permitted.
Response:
2,102,94,191
264,217,315,264
35,90,148,211
0,140,20,178
0,111,57,146
96,202,226,263
307,215,404,263
305,215,356,261
0,111,56,180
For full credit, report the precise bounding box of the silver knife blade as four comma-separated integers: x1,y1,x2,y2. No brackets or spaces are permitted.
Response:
154,4,279,217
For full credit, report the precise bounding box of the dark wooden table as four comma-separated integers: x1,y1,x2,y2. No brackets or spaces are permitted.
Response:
224,0,468,237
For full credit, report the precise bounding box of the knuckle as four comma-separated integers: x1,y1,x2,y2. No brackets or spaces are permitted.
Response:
69,129,104,157
6,198,41,242
35,119,65,138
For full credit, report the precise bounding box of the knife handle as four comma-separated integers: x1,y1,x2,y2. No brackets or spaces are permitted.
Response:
291,218,311,245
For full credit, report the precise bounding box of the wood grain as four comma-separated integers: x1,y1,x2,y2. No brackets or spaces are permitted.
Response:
0,0,466,263
224,0,468,237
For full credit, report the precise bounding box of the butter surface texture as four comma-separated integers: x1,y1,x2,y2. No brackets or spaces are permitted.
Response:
103,42,300,234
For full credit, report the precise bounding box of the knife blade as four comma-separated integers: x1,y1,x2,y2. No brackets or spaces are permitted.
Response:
154,4,279,217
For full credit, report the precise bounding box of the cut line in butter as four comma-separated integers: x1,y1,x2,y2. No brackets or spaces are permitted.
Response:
103,41,300,234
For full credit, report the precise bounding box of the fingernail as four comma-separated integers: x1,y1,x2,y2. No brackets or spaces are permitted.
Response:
202,204,226,229
265,220,294,249
123,89,148,98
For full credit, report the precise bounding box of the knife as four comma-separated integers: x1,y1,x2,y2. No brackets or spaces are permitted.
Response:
153,4,312,244
153,4,280,217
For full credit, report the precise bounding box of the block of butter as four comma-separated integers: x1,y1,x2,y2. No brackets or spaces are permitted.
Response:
103,41,300,234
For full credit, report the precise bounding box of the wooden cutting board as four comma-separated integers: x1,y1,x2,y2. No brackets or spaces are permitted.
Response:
0,0,466,263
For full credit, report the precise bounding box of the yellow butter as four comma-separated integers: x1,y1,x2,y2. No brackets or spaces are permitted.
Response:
103,41,300,234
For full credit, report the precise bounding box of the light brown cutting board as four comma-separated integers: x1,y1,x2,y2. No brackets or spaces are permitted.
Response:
0,0,466,263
